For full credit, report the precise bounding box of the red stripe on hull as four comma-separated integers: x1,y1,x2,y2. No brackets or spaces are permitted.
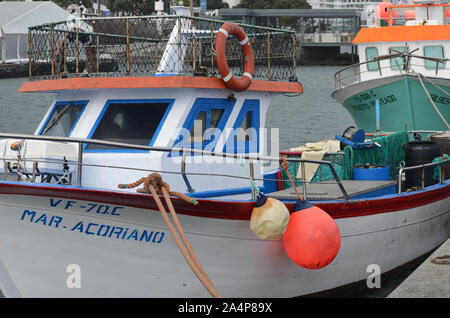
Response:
0,182,448,220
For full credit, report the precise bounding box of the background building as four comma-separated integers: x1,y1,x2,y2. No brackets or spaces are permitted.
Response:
0,1,70,63
219,8,361,63
224,0,408,26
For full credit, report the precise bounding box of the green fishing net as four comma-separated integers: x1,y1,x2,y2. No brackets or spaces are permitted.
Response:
432,154,450,181
281,153,347,190
280,130,410,189
343,130,409,180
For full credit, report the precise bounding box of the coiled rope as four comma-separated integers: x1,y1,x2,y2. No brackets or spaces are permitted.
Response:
430,254,450,265
118,173,221,298
118,173,198,206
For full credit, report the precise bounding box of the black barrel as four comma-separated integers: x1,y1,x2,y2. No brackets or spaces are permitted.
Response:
404,141,441,189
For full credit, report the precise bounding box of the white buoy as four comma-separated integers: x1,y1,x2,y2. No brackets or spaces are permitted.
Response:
250,194,290,240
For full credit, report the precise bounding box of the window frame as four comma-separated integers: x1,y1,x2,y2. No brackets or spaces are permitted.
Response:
389,46,407,70
38,100,88,137
423,45,446,70
171,98,235,156
224,99,260,154
84,98,175,153
365,46,379,72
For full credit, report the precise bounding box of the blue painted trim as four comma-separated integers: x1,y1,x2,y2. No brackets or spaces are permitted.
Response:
186,186,265,199
84,99,175,153
350,184,397,199
263,168,280,194
154,73,179,77
38,100,89,136
171,97,235,157
224,99,260,154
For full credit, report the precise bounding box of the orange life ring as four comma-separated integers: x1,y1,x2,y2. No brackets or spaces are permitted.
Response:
215,22,255,92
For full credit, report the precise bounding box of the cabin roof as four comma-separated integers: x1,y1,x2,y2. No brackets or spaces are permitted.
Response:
353,25,450,44
18,76,303,94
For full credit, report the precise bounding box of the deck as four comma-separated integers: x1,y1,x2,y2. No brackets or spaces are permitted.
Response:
268,180,397,201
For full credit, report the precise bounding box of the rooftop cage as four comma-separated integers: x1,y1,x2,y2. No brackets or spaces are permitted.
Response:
27,15,298,82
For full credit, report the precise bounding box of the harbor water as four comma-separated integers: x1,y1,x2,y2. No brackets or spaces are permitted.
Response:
0,66,422,297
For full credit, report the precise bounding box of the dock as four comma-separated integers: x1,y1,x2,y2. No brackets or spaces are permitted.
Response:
388,238,450,298
0,63,28,79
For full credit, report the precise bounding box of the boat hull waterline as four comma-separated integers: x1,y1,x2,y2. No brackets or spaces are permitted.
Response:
0,182,449,297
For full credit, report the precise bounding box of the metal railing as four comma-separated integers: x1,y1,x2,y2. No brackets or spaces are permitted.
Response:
398,160,449,194
386,4,450,27
334,51,450,89
0,133,349,201
27,15,297,82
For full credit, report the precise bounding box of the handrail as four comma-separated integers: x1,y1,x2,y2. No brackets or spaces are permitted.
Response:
398,159,449,194
334,52,450,89
0,132,349,201
29,14,296,35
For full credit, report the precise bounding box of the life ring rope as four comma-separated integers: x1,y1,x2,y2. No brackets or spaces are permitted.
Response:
215,22,255,92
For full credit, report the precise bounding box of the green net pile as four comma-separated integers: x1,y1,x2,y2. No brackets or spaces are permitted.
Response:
280,130,409,190
343,130,409,179
281,153,347,190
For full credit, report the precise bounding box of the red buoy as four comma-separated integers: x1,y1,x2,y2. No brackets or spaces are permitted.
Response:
282,200,341,269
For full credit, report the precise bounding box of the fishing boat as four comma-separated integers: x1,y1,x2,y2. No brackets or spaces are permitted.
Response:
0,6,449,298
332,0,450,133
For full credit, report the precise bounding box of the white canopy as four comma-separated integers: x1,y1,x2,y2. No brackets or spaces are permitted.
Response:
0,1,70,34
1,1,70,63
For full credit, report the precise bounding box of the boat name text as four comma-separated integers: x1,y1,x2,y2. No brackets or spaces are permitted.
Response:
350,94,397,111
20,209,165,244
430,94,450,105
50,198,124,216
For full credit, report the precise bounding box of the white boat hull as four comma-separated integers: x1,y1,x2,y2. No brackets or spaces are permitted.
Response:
0,186,449,297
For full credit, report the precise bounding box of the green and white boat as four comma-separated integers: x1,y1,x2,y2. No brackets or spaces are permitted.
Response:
332,1,450,133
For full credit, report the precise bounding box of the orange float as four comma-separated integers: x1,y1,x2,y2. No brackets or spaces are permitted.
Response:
215,22,255,92
403,9,416,20
375,2,399,24
282,200,341,270
376,2,390,18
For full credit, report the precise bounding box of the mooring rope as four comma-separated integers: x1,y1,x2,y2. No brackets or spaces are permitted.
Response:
238,158,260,198
118,173,198,206
280,156,304,202
430,254,450,265
118,173,220,298
420,72,450,97
415,72,450,129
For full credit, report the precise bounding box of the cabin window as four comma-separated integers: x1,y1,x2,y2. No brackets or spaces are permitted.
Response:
39,101,87,137
225,99,260,154
424,46,445,69
172,98,235,155
389,46,408,70
188,108,225,143
85,99,174,151
366,47,379,71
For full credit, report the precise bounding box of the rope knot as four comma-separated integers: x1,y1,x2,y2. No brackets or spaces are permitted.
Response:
280,156,289,172
118,173,198,206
